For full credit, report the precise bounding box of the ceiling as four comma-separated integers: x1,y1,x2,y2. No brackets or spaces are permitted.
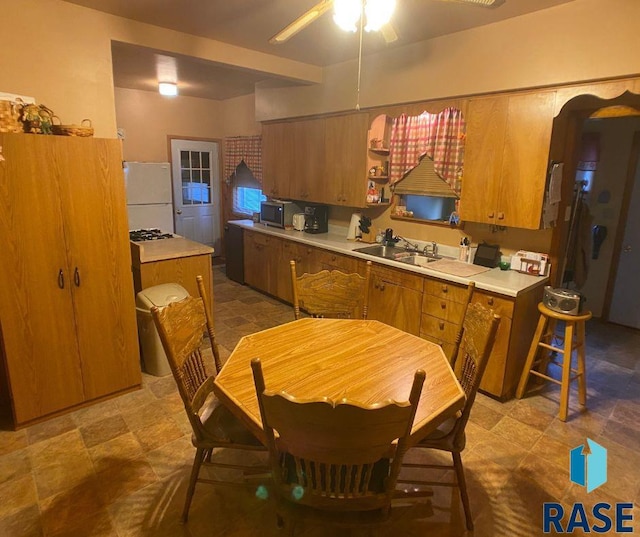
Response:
65,0,576,100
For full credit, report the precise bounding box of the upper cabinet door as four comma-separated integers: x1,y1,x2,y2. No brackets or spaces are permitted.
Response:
324,113,369,207
460,91,556,229
291,118,325,203
499,91,556,229
459,96,508,225
262,122,293,199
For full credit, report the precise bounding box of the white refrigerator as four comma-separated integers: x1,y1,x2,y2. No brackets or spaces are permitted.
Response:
124,162,174,232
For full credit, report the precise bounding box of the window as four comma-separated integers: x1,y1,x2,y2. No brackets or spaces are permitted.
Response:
234,186,266,215
231,160,264,215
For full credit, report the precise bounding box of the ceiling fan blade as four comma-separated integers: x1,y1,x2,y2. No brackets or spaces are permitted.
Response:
380,22,398,44
433,0,505,6
269,0,334,44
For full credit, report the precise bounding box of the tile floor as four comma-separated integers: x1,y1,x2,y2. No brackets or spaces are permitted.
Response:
0,266,638,536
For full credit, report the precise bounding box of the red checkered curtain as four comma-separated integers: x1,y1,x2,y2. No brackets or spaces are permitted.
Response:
224,135,262,184
388,108,465,196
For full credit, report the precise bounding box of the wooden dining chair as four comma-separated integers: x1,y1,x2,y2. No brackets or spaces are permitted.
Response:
399,302,500,531
449,281,476,367
251,357,426,534
151,275,266,523
290,259,372,320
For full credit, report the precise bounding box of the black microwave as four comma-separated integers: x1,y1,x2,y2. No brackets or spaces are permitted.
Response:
259,200,301,229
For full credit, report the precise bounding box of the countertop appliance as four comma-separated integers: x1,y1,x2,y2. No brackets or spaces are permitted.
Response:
129,228,174,242
125,162,174,233
260,200,301,229
543,286,584,315
304,203,329,234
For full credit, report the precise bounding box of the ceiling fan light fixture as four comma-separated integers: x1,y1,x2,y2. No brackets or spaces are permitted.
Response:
441,0,504,6
333,0,360,32
364,0,396,32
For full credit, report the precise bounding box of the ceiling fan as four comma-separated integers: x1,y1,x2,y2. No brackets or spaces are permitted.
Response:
269,0,505,45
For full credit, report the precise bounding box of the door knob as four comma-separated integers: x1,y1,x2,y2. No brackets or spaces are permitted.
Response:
623,245,632,252
176,209,182,214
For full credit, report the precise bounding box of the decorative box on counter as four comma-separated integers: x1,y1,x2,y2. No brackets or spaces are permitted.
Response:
510,251,550,276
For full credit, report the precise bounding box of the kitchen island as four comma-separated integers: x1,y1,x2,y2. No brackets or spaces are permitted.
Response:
229,220,548,400
130,236,214,307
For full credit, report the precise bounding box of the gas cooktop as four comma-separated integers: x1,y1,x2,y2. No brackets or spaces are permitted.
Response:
129,229,175,242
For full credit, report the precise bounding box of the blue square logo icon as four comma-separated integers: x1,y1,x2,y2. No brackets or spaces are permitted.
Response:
570,438,607,493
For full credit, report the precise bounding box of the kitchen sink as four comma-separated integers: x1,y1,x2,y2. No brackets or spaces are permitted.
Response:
352,245,443,265
352,244,402,259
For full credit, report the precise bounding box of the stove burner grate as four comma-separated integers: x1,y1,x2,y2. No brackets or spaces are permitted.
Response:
129,229,174,242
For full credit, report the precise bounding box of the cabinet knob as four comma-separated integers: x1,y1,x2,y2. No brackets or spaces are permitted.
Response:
441,285,448,293
497,212,505,220
488,211,495,219
379,283,385,291
74,267,81,287
440,301,446,309
58,269,65,289
438,321,445,330
487,297,494,306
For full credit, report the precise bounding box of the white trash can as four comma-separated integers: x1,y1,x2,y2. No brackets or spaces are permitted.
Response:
135,283,189,376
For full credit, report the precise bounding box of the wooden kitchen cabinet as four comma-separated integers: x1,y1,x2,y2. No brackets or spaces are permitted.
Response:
0,134,141,427
324,113,369,207
461,91,556,229
130,237,214,312
420,279,471,360
262,121,293,199
243,229,282,297
368,264,423,335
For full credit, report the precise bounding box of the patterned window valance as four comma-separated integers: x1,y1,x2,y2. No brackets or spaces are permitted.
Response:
224,135,262,184
389,108,465,196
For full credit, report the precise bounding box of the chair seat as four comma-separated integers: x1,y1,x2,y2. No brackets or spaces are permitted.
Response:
199,395,263,446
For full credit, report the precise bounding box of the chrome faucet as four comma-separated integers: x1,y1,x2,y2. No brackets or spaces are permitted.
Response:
395,236,420,252
423,241,438,257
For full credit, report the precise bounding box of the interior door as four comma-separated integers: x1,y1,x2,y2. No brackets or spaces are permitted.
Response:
170,139,221,252
608,151,640,328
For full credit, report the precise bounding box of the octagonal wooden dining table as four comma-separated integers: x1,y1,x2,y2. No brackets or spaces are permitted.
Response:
213,318,465,446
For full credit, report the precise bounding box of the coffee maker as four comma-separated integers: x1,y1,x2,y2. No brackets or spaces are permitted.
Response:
303,204,329,234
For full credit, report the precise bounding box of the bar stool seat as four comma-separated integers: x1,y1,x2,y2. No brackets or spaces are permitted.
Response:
516,303,592,421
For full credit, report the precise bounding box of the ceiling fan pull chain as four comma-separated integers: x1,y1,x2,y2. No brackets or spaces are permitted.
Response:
356,0,364,110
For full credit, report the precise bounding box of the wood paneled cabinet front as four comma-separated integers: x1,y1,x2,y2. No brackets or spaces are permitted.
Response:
368,264,423,336
0,134,141,427
324,113,369,206
461,91,556,229
243,230,282,297
261,113,368,207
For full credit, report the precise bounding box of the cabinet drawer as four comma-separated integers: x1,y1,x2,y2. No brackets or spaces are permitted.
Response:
372,264,424,292
424,279,469,303
420,314,460,344
246,231,271,248
316,249,362,273
472,292,515,319
421,295,467,323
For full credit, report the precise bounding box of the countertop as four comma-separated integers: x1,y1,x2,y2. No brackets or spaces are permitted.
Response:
230,220,548,297
130,236,214,265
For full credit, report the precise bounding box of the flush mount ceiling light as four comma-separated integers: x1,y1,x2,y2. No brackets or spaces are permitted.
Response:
158,82,178,96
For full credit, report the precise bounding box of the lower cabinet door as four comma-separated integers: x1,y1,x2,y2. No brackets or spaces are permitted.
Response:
368,274,422,335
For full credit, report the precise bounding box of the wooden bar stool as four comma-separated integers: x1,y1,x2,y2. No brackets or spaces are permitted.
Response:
516,303,592,421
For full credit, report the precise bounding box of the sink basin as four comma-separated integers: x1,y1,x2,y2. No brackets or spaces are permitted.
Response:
396,253,441,267
353,245,443,266
352,244,403,259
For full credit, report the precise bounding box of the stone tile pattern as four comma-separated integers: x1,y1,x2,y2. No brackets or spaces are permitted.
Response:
0,266,638,536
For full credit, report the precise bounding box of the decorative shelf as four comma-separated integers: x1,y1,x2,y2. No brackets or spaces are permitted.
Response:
368,175,389,181
368,147,390,154
367,202,391,207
